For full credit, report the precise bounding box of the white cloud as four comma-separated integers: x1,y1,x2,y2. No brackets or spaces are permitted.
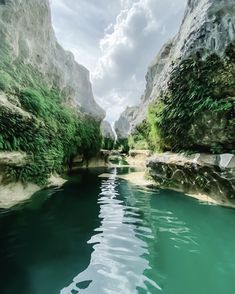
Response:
92,0,186,122
50,0,121,70
50,0,187,123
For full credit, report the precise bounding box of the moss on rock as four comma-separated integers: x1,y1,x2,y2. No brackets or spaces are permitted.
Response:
146,43,235,153
0,45,102,185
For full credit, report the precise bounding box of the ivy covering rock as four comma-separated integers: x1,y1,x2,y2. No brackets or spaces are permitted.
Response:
0,45,102,185
131,44,235,153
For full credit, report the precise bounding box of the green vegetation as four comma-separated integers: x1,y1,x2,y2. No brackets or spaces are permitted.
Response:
128,120,150,150
0,44,102,185
0,71,12,91
102,137,115,150
145,43,235,153
115,138,130,154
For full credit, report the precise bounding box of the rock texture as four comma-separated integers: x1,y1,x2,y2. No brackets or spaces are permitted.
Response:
0,150,67,208
71,150,110,170
0,0,105,206
0,0,105,120
114,106,139,139
147,153,235,206
127,150,152,167
0,151,28,167
189,109,235,150
101,120,115,141
115,0,235,137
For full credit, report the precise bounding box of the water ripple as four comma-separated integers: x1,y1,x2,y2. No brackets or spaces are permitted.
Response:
60,169,162,294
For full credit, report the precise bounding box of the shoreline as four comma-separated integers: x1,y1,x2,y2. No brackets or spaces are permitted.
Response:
99,170,235,209
0,174,67,209
1,164,234,210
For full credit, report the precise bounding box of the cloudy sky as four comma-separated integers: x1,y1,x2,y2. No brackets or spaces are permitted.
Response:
50,0,187,123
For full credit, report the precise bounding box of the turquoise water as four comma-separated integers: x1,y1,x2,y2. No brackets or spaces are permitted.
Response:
0,167,235,294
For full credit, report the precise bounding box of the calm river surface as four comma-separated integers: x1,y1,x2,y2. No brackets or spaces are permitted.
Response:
0,167,235,294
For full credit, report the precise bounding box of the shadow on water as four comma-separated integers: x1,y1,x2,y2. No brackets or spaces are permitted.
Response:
0,169,103,294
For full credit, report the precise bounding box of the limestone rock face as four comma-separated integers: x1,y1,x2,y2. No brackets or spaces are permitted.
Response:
101,120,115,140
0,151,28,167
114,106,139,139
0,0,105,120
147,152,235,205
189,109,235,150
115,0,235,138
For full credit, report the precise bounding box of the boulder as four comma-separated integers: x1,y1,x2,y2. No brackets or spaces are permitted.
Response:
147,152,235,204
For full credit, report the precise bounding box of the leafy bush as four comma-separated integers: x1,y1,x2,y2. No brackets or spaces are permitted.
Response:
102,137,115,150
0,45,102,185
146,43,235,153
0,88,102,185
0,71,12,91
19,89,47,115
115,138,130,154
128,120,150,150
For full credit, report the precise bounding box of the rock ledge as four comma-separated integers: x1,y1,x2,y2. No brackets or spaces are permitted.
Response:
147,152,235,206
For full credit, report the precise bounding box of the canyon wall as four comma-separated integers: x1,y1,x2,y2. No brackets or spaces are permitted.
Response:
0,0,105,194
116,0,235,152
0,0,105,119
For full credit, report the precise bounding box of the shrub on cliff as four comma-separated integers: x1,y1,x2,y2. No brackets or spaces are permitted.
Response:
102,138,115,150
147,43,235,153
0,90,102,184
0,47,102,185
114,138,130,154
0,71,12,91
128,120,150,150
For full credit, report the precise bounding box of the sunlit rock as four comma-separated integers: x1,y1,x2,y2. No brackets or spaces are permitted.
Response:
0,0,105,120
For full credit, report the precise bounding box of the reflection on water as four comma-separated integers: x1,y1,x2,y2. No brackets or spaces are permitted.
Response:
62,168,161,293
0,167,235,294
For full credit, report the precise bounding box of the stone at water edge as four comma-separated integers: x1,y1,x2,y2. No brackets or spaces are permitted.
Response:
146,153,235,206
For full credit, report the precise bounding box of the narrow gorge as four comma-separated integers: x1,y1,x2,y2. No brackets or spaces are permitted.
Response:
115,0,235,206
0,0,234,293
0,0,107,206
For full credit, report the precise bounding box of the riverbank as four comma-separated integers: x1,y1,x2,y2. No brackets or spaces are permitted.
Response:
1,149,234,209
99,169,235,208
146,152,235,208
0,151,67,209
99,171,155,187
1,166,235,294
0,174,67,209
100,149,235,208
0,150,110,209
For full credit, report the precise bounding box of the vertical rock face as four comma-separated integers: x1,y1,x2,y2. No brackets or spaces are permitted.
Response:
114,106,139,139
100,120,115,150
0,0,105,190
115,0,235,138
0,0,105,120
100,121,115,141
147,152,235,204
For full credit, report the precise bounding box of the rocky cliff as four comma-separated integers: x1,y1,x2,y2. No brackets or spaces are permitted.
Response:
0,0,104,190
101,121,115,141
100,120,115,150
0,0,105,119
147,152,235,206
114,106,139,139
116,0,235,152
